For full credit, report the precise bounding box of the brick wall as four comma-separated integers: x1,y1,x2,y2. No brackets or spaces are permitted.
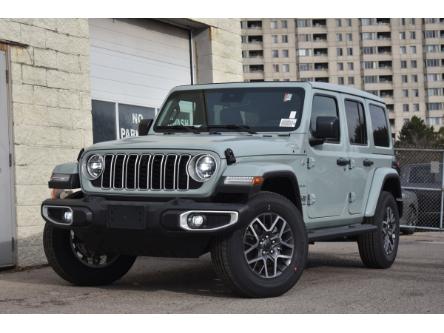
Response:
0,19,92,266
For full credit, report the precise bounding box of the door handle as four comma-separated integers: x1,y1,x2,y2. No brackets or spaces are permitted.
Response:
337,157,350,166
363,159,374,167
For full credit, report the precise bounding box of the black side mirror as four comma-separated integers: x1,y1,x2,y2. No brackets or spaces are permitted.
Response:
309,116,339,146
138,119,153,136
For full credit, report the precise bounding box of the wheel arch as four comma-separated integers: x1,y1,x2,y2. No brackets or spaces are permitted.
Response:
365,168,403,218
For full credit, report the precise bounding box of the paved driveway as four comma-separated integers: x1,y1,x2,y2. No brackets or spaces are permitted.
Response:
1,232,443,313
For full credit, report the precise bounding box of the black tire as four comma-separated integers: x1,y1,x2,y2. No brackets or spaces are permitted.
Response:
401,206,416,235
358,191,400,269
43,223,136,286
211,191,308,298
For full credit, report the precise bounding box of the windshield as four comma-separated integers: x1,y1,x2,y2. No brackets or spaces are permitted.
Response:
154,87,305,133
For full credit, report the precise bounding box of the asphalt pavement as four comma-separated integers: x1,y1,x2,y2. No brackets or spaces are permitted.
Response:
0,232,443,313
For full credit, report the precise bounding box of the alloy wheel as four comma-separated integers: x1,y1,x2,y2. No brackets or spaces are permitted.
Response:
382,206,397,255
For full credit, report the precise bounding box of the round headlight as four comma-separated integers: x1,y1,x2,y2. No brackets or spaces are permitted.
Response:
86,154,104,180
194,155,217,181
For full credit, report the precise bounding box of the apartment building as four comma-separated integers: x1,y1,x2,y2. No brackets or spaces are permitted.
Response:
241,18,444,135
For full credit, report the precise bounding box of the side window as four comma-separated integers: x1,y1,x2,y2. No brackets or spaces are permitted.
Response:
311,94,340,143
345,99,367,145
369,104,390,147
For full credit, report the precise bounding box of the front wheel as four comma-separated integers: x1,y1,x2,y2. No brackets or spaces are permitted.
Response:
358,191,400,269
43,223,136,286
211,192,308,298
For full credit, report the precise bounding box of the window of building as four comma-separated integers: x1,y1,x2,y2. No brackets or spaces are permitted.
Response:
403,104,409,112
296,19,311,28
400,32,406,40
336,19,342,27
311,95,340,143
410,46,417,54
241,36,247,43
347,48,353,56
337,48,343,56
401,75,408,83
363,47,376,54
427,103,444,111
345,99,367,145
401,18,407,25
242,50,248,58
402,89,409,97
364,76,378,84
348,62,354,70
281,20,288,29
338,77,344,85
336,33,343,42
400,46,407,54
428,117,442,126
426,59,440,67
401,60,408,69
424,30,439,38
297,48,311,56
337,62,344,71
362,32,376,40
298,34,312,42
369,104,390,147
281,49,289,57
346,19,352,27
271,20,278,29
281,35,288,43
412,74,418,82
282,64,290,72
362,61,377,69
272,50,279,58
299,63,312,71
272,64,279,72
413,104,420,112
410,31,416,39
413,89,419,97
348,77,355,85
425,44,439,52
428,88,444,96
271,35,278,43
242,65,249,73
346,33,353,41
411,60,417,68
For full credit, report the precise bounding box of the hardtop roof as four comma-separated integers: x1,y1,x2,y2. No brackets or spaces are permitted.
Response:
172,81,385,104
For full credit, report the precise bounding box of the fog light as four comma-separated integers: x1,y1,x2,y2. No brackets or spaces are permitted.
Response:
63,211,73,224
187,214,206,229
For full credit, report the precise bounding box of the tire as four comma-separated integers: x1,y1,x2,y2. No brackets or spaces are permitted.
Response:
43,223,136,286
358,191,400,269
211,191,308,298
402,206,416,235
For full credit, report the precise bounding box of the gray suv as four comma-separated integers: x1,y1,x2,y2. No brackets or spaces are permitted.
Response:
41,82,402,298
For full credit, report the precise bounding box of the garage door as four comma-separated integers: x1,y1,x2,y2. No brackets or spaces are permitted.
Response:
89,19,192,142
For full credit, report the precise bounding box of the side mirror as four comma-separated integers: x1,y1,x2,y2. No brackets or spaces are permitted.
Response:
309,116,339,146
138,119,153,136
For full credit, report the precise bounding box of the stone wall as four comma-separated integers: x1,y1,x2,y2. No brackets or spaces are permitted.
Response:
0,19,92,266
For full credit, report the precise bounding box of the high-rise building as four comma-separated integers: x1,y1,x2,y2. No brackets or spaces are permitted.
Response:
241,18,444,136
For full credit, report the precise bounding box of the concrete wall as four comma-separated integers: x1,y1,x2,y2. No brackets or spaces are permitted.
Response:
0,19,92,266
192,19,243,83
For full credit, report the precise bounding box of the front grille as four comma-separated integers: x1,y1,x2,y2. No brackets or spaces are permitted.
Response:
91,153,202,191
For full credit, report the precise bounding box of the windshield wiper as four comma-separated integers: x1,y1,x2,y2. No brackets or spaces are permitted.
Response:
155,125,201,134
206,124,257,134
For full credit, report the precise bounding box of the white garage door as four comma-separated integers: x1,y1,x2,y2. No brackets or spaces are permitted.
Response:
89,19,192,142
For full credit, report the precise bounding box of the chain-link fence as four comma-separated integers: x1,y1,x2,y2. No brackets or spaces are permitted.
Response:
395,148,444,231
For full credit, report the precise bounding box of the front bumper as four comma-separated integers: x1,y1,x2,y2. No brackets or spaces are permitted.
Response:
41,196,249,234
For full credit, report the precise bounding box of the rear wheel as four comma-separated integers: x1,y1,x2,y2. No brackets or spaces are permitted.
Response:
211,192,308,298
358,191,400,269
43,223,136,286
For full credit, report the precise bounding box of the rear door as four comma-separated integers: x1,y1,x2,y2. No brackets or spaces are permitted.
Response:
342,95,374,214
0,49,15,267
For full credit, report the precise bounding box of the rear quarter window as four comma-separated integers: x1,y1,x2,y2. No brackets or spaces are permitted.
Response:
369,104,390,147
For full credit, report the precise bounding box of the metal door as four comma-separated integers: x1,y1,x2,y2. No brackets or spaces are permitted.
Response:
0,50,15,267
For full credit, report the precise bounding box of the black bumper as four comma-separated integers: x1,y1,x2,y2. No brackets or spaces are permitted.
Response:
41,196,249,234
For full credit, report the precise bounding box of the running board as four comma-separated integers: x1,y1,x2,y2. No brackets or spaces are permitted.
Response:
308,224,377,242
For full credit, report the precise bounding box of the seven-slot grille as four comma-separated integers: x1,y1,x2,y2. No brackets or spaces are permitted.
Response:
90,153,202,191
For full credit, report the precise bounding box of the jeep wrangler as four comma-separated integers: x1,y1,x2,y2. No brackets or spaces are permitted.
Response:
41,82,402,298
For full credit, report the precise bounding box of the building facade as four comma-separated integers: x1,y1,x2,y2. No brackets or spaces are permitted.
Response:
0,18,242,267
241,18,444,135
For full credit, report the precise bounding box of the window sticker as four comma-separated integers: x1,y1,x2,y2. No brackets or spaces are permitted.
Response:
289,111,297,119
283,93,293,102
279,118,297,127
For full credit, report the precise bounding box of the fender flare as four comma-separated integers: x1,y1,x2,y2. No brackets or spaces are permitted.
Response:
364,167,402,217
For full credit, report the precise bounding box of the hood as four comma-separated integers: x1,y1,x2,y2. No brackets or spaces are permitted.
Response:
86,133,305,158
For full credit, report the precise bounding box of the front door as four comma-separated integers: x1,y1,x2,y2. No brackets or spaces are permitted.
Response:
306,91,350,219
0,50,15,267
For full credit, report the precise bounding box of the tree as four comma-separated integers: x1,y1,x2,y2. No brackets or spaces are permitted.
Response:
397,116,437,147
